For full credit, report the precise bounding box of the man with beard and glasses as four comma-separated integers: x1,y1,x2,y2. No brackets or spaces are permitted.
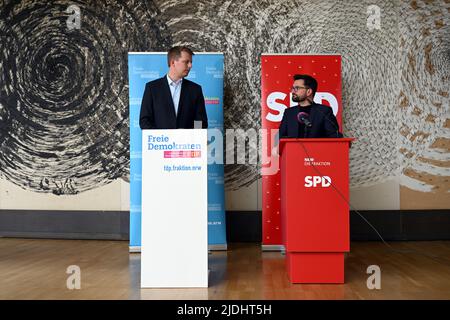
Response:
279,74,343,138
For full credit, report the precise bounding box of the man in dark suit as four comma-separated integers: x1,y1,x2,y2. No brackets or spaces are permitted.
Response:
139,46,208,129
279,74,342,138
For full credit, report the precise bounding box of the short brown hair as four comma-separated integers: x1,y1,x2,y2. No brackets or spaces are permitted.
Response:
167,46,194,67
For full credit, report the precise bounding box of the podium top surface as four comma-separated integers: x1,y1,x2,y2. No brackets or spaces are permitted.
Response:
280,138,355,143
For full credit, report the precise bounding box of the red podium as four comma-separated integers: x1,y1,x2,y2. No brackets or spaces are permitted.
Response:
280,138,353,284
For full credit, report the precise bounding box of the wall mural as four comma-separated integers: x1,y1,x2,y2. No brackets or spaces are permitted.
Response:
0,0,448,209
0,0,171,195
398,1,449,208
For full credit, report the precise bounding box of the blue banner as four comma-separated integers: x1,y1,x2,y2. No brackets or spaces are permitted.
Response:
128,53,226,250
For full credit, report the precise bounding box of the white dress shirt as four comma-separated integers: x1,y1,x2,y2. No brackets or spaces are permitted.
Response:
167,74,183,115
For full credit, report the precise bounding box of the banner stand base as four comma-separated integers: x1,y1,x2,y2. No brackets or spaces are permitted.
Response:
209,244,228,251
261,245,285,252
129,246,141,253
130,244,228,253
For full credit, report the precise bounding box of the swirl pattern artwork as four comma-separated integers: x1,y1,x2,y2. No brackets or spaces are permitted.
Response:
0,0,171,194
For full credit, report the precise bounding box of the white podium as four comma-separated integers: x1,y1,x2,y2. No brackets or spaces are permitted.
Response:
141,129,208,288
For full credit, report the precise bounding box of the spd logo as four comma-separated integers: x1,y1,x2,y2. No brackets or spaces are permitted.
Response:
304,176,332,188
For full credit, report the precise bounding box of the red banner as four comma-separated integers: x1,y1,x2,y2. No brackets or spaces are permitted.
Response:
261,54,342,247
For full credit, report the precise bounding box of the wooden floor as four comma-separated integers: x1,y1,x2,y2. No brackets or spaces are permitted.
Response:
1,238,450,299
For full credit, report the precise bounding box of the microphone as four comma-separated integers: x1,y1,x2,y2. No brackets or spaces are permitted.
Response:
297,112,312,128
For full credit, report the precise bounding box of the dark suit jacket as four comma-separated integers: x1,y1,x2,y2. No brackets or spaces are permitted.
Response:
279,103,343,138
139,76,208,129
